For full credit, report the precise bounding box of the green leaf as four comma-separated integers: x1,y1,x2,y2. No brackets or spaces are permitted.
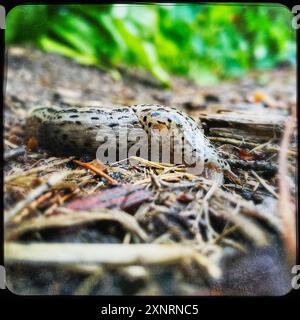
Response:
40,36,98,65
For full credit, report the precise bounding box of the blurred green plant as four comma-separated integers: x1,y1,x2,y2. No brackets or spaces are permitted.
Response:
6,4,296,86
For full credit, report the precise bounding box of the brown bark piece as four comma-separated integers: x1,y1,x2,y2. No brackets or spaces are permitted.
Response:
64,184,154,214
199,112,287,142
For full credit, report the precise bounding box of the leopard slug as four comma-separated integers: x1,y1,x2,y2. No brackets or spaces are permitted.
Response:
26,104,240,183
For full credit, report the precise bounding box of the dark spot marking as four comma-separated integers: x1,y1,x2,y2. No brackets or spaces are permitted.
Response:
76,121,82,125
91,117,99,120
46,108,56,113
143,116,147,122
69,115,79,118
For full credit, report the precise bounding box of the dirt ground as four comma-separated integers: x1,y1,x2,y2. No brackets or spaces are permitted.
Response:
4,46,297,295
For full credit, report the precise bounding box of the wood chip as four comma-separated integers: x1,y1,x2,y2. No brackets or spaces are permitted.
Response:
63,184,154,213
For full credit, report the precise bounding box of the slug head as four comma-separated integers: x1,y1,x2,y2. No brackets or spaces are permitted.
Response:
205,156,241,185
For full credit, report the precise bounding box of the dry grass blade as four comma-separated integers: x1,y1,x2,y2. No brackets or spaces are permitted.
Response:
56,207,149,241
5,243,222,279
210,207,269,247
251,170,279,199
13,191,54,223
209,137,296,155
249,138,274,153
134,172,197,185
5,157,74,183
193,182,218,233
129,156,170,169
207,188,271,246
234,198,282,232
4,172,69,225
150,173,161,189
129,156,186,172
6,207,149,242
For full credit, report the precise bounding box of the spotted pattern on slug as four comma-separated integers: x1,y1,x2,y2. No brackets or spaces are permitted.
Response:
26,104,233,179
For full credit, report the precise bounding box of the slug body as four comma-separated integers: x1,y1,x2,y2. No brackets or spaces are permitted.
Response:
26,104,239,183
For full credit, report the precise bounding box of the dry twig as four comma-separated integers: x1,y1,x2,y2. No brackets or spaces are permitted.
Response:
6,207,148,241
5,172,68,225
5,242,222,279
251,170,279,199
73,159,117,185
278,112,297,262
